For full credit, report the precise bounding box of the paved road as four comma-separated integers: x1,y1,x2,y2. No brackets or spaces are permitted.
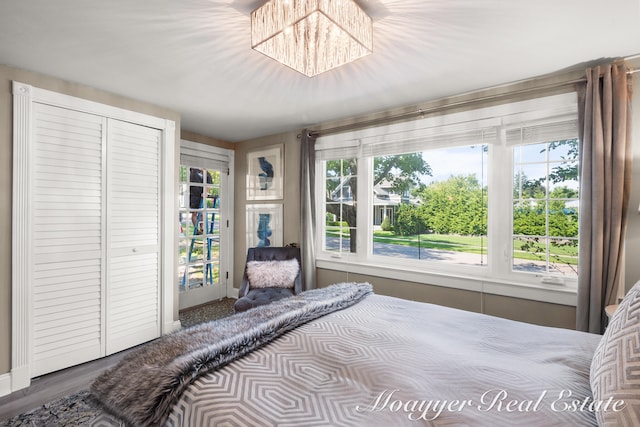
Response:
325,237,577,276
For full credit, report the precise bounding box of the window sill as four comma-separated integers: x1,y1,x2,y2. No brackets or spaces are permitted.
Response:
315,257,577,306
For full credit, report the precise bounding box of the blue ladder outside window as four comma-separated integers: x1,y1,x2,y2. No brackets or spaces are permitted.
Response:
182,195,219,287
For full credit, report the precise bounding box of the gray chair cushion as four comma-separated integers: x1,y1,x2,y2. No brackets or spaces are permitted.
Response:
234,287,295,312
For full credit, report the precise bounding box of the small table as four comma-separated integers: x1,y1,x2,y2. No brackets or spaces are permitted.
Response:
605,304,619,320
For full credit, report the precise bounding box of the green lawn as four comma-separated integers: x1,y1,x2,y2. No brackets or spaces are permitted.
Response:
373,230,487,255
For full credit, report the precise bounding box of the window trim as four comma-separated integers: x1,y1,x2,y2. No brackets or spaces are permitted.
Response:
314,92,580,305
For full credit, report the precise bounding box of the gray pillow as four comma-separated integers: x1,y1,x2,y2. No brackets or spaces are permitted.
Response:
590,280,640,426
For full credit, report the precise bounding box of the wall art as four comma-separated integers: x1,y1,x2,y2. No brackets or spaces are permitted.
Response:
246,144,283,200
246,203,283,249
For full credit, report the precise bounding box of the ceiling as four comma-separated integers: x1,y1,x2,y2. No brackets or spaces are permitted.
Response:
1,0,639,142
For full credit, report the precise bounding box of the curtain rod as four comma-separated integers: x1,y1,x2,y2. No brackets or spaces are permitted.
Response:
308,67,638,138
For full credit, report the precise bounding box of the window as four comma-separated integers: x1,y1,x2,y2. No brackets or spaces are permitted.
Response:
512,139,579,277
179,166,221,290
371,146,488,267
315,93,580,299
324,158,357,254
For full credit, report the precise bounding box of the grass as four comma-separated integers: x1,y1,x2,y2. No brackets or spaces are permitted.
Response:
372,230,487,255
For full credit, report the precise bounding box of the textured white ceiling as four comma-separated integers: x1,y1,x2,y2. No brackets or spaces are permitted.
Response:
1,0,639,142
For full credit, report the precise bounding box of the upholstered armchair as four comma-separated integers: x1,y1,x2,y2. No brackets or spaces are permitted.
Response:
234,246,302,312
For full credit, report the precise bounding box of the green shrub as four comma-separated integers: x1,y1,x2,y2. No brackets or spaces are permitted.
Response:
380,216,392,231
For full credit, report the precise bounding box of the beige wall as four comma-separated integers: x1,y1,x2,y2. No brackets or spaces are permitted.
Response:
316,268,577,329
181,130,234,151
232,131,301,289
0,64,181,376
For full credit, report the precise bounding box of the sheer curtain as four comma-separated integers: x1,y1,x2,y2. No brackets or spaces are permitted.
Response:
576,62,633,333
300,130,317,290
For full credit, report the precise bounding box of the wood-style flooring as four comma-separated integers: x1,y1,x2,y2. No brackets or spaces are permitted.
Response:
0,298,236,421
0,346,133,421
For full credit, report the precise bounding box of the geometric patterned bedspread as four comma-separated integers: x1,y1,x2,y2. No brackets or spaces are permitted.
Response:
168,294,602,426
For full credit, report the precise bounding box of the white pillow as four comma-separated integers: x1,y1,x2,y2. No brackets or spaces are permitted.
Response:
590,280,640,426
246,259,299,289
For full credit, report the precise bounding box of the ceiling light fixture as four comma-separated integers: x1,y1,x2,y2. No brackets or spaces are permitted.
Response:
251,0,373,77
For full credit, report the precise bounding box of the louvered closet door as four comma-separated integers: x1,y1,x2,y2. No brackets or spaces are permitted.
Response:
106,119,161,355
31,103,105,377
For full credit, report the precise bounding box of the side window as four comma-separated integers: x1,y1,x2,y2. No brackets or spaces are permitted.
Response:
512,139,579,277
324,158,357,254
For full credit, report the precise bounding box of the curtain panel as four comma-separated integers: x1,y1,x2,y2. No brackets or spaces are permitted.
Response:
300,130,317,289
576,62,633,334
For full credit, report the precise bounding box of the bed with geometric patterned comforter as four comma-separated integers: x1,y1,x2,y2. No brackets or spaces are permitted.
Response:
165,293,603,426
92,281,640,426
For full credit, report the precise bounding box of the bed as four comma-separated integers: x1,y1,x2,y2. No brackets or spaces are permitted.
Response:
90,281,640,427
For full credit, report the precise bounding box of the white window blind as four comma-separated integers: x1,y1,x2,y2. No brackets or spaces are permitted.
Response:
506,118,579,146
315,138,360,161
180,140,229,171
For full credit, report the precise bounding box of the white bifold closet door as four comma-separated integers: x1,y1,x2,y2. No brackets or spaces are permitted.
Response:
106,120,161,355
31,103,161,376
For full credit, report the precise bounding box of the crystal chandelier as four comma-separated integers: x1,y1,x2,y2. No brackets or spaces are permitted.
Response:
251,0,373,77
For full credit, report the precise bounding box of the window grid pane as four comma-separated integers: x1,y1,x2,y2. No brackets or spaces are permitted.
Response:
370,146,488,266
324,159,357,253
512,139,579,277
179,166,222,291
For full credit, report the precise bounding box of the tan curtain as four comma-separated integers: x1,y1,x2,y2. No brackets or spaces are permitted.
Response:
576,62,633,333
300,130,317,290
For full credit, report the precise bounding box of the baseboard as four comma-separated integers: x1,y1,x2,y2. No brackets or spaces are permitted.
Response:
162,318,182,334
0,372,11,397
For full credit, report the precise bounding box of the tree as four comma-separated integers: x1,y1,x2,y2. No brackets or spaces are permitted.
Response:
514,139,580,274
542,139,579,184
325,154,431,252
514,171,545,199
374,154,432,192
394,204,425,236
416,174,487,235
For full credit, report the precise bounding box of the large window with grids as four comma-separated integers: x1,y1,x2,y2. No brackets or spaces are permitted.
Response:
315,93,580,296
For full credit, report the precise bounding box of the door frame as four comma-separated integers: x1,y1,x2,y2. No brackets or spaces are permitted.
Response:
179,140,234,310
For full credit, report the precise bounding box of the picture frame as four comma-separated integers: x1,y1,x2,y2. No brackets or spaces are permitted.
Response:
246,144,283,200
246,204,283,249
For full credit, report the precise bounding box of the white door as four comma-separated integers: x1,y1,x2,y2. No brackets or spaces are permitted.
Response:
178,162,228,309
31,103,105,376
30,107,163,375
105,119,161,354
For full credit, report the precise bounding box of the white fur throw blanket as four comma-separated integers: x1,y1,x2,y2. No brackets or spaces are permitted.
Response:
90,282,373,427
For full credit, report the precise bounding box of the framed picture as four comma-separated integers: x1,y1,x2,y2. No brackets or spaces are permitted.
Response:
246,144,283,200
246,204,283,249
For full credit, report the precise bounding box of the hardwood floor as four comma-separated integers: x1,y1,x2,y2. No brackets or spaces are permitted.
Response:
0,346,134,421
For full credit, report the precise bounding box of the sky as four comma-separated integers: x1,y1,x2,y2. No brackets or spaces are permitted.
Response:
412,143,578,192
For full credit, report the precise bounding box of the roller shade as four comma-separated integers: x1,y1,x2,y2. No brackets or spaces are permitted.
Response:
180,140,229,170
